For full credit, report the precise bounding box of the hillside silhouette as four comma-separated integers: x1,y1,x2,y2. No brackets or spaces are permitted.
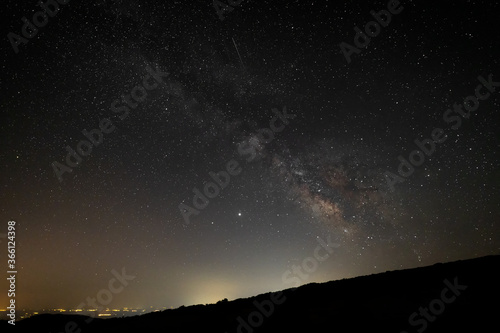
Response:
3,255,499,332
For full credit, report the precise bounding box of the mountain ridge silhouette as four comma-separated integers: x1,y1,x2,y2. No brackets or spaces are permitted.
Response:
3,254,499,332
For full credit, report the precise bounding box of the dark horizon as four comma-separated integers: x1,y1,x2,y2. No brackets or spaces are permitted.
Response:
6,254,500,333
5,253,497,317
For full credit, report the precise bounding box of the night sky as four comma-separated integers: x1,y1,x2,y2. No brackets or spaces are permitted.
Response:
1,0,499,311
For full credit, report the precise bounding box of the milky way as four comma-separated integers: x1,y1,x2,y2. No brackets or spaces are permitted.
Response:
267,138,404,241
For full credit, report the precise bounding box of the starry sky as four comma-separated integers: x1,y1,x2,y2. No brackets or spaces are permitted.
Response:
1,0,499,311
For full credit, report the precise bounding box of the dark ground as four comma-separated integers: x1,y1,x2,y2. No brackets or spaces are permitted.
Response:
3,255,499,333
